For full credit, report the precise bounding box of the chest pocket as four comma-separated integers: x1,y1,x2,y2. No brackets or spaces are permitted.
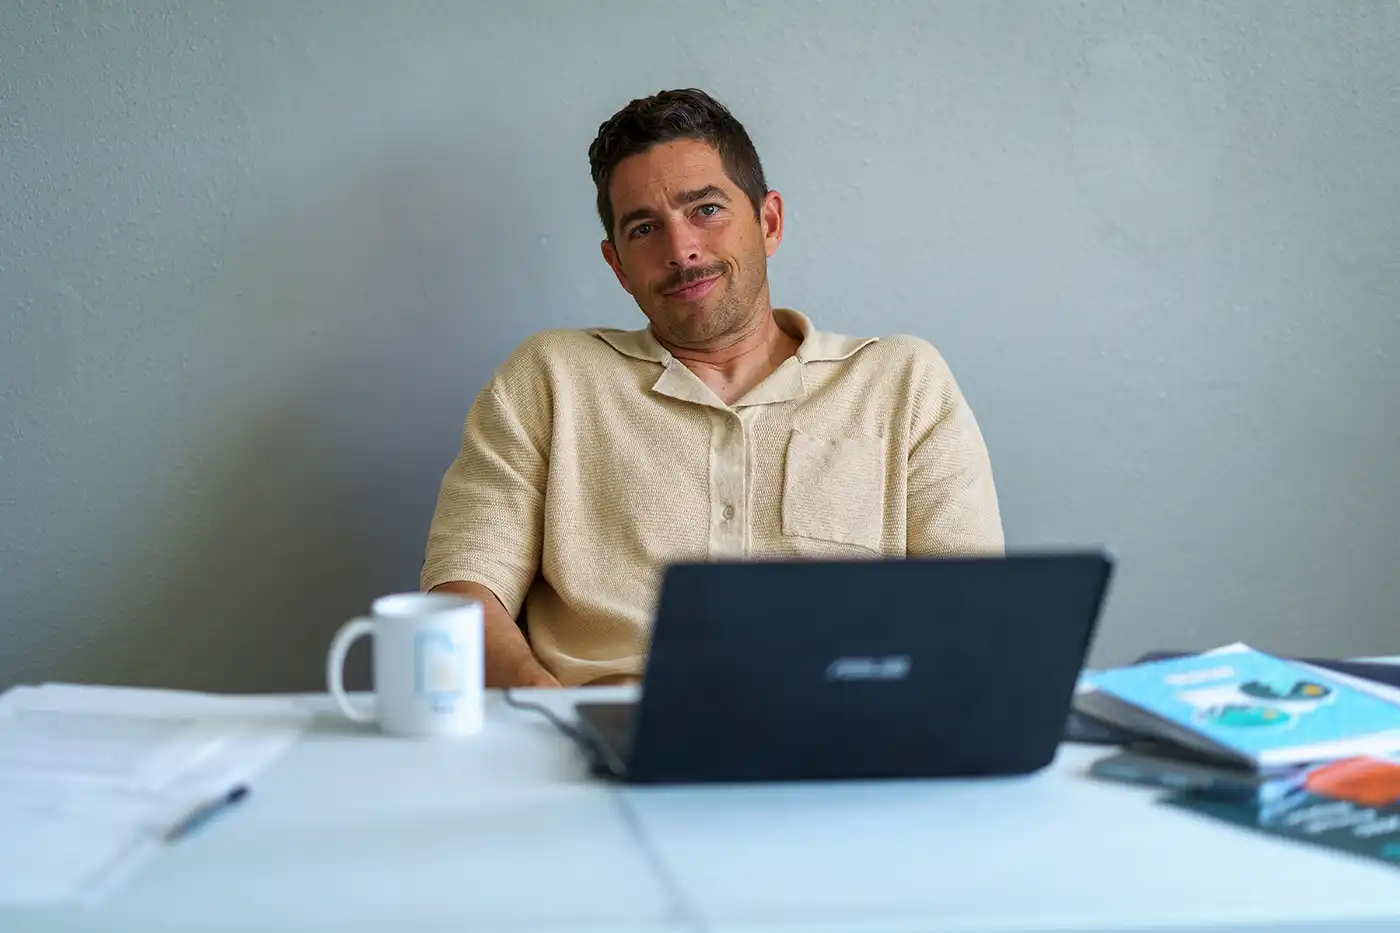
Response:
781,429,886,552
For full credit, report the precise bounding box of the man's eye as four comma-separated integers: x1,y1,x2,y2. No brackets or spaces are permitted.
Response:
630,223,653,239
697,204,721,217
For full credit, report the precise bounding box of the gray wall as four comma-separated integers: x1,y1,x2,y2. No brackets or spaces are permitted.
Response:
3,1,1398,692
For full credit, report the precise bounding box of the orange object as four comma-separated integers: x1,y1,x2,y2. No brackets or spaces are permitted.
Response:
1303,757,1400,807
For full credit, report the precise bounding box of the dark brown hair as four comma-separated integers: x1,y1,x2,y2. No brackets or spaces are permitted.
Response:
588,88,768,241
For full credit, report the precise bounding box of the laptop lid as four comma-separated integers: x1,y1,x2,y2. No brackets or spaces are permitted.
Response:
623,552,1115,784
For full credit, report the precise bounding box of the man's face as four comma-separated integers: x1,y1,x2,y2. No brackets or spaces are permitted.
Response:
601,139,782,348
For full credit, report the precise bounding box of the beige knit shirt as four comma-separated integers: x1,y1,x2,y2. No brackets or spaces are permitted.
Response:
421,309,1003,685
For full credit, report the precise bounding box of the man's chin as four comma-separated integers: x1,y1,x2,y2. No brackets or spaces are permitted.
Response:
665,314,731,346
646,299,748,348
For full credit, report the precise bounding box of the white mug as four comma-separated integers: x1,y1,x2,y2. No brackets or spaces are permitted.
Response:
326,592,485,738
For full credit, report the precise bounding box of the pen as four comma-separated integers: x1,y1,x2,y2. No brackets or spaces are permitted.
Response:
162,785,251,843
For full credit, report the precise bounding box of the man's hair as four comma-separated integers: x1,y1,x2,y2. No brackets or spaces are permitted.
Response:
588,88,768,241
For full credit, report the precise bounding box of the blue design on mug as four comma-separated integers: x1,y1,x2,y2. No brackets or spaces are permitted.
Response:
414,630,466,714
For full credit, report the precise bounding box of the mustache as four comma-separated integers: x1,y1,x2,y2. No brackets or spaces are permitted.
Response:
660,262,727,294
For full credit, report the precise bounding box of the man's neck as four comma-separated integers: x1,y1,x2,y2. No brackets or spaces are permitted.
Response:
656,308,802,406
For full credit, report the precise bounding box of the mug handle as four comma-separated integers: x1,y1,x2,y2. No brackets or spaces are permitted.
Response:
326,617,376,723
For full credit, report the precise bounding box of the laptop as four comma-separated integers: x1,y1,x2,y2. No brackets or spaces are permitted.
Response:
574,551,1115,784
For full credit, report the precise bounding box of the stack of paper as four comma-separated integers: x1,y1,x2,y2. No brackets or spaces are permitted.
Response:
0,683,312,906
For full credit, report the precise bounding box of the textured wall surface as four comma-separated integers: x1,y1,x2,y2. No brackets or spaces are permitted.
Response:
2,1,1398,691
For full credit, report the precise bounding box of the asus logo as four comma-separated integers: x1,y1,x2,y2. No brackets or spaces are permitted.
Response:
824,655,912,682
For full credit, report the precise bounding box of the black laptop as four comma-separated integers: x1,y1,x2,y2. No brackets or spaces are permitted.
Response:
574,551,1115,784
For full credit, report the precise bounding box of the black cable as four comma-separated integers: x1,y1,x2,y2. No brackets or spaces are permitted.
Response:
500,687,592,750
500,688,625,776
500,688,709,933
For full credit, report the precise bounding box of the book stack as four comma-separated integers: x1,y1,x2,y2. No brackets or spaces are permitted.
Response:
1077,643,1400,868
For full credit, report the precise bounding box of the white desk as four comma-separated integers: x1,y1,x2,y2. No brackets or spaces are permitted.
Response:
8,686,1400,933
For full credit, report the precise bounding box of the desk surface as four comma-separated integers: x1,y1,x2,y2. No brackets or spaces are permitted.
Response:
9,686,1400,933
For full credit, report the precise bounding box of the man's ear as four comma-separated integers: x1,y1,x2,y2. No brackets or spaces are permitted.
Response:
761,190,784,258
601,239,633,295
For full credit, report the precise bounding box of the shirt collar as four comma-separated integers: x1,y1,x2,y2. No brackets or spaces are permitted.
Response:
590,308,876,365
590,309,877,410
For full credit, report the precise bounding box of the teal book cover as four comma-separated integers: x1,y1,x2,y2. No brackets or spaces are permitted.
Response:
1083,646,1400,765
1167,756,1400,869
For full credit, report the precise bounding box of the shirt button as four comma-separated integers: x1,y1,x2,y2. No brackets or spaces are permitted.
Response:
722,504,736,521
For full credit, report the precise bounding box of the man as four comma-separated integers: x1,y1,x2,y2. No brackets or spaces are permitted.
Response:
422,89,1003,688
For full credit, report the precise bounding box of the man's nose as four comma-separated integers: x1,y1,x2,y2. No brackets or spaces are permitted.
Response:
664,221,701,268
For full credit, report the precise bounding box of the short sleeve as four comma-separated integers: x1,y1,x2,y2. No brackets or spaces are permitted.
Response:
420,378,548,617
906,350,1005,557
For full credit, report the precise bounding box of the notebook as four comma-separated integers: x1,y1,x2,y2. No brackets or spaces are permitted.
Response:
1076,644,1400,771
1066,653,1400,746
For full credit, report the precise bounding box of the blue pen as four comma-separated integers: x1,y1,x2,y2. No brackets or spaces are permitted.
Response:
163,785,250,843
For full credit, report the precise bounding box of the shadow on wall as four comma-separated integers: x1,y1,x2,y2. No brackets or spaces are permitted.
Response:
82,138,527,693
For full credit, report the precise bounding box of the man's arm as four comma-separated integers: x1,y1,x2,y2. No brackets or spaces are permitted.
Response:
906,347,1005,556
422,354,558,687
430,581,558,688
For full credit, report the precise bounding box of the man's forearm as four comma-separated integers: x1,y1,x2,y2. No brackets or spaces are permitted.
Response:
429,581,559,688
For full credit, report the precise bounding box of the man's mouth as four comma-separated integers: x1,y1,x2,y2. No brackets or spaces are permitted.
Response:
663,274,721,302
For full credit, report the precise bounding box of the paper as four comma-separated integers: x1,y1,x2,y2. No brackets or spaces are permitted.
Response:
0,704,224,791
0,683,311,906
0,783,163,907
